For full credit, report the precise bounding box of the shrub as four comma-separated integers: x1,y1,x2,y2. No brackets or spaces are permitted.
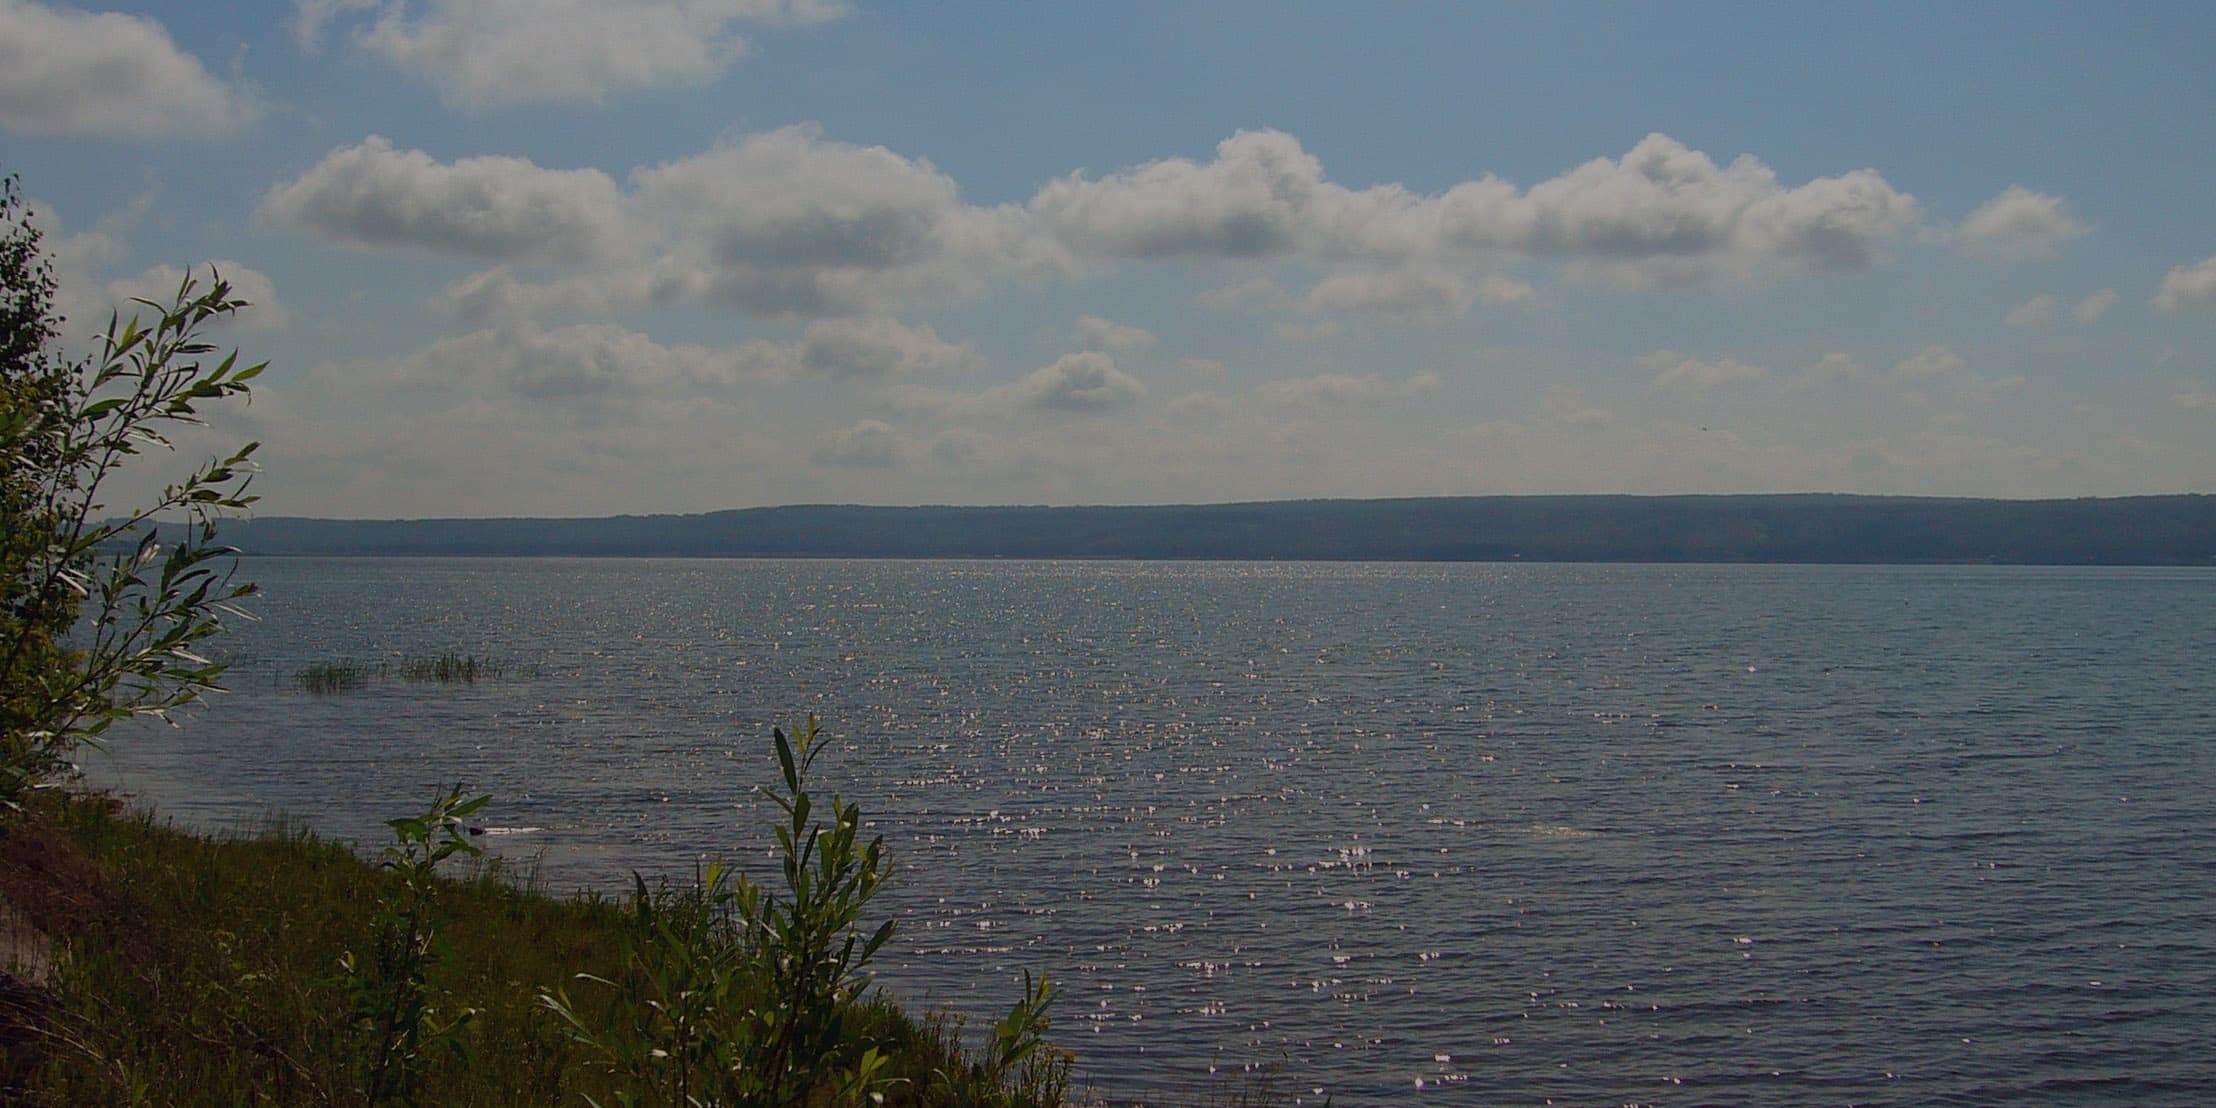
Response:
0,172,260,810
545,717,1067,1107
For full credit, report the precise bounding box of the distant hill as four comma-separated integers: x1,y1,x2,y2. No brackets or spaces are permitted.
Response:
201,494,2216,565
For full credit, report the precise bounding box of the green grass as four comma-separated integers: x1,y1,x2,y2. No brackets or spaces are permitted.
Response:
294,655,510,693
397,654,501,684
295,661,374,694
0,793,1078,1106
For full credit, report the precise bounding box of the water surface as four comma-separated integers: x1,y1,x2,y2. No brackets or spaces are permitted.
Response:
100,558,2216,1104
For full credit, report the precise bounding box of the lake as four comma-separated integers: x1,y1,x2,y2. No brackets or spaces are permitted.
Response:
95,557,2216,1105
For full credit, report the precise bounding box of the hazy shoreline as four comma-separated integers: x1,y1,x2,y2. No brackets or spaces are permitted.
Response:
196,493,2216,565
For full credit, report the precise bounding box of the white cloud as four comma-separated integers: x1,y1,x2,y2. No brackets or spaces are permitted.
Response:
259,136,632,263
2005,294,2058,326
1007,351,1146,412
106,262,290,332
1639,350,1768,392
1254,370,1441,411
617,124,1062,317
812,419,900,468
1305,269,1474,321
1957,186,2088,261
0,0,258,136
1031,130,1332,261
281,126,1063,321
374,315,967,425
1031,130,1920,293
1894,344,1965,378
18,199,126,340
887,350,1148,419
2155,255,2216,312
796,316,979,378
278,126,1936,327
2173,391,2216,413
393,322,780,408
1790,351,1865,390
1536,384,1614,428
2072,289,2117,324
290,0,376,49
308,0,847,109
1486,135,1919,281
1075,314,1154,350
2006,289,2115,326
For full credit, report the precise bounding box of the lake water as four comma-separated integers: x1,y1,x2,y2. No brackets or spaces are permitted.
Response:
95,558,2216,1105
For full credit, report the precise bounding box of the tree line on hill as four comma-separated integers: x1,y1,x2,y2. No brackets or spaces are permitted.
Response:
206,494,2216,565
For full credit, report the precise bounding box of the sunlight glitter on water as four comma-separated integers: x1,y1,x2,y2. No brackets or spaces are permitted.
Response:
97,558,2216,1105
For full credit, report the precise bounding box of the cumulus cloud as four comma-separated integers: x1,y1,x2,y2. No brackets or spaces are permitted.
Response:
1032,130,1921,293
271,126,1064,321
1305,269,1475,321
1894,344,1965,378
278,125,1941,325
2005,294,2058,326
1957,186,2088,261
1790,352,1865,390
2007,289,2116,326
1254,370,1440,410
393,322,776,406
1030,130,1330,260
1536,384,1615,428
302,0,847,109
1007,351,1146,412
21,197,290,347
630,125,1065,316
16,199,127,338
2155,255,2216,311
1479,135,1919,280
811,419,899,468
382,317,964,422
2072,289,2117,323
0,0,259,136
1640,350,1768,393
290,0,375,49
1075,314,1154,350
106,262,290,332
796,316,979,378
259,136,632,263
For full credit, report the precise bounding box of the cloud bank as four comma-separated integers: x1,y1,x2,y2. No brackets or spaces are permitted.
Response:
263,127,1944,325
297,0,848,109
0,0,259,136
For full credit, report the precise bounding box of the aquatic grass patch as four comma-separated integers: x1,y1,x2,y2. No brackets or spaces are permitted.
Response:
293,654,512,694
397,654,502,684
294,660,374,694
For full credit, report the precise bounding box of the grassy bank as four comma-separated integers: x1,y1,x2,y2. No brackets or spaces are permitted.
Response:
0,788,1073,1106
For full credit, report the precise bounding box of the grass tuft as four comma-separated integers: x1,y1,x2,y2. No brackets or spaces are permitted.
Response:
295,660,373,694
397,654,501,684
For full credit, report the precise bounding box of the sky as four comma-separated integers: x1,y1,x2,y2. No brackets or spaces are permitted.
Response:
4,0,2214,519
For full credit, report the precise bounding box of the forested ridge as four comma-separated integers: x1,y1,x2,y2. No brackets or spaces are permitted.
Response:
208,494,2216,565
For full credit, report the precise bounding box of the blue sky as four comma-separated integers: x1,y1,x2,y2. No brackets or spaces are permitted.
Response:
5,0,2214,517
